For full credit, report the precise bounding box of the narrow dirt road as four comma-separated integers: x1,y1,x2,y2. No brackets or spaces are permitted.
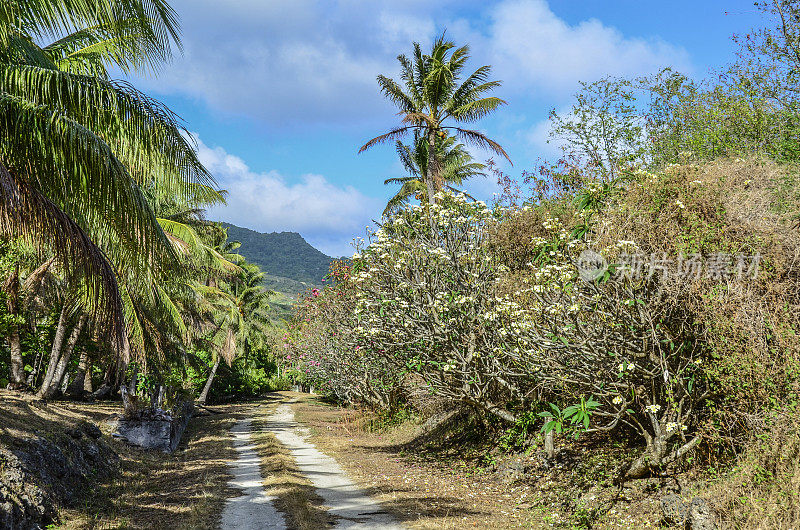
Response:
264,403,404,529
222,400,402,529
221,417,287,529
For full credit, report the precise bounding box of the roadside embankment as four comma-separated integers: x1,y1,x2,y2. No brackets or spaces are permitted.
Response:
0,390,245,529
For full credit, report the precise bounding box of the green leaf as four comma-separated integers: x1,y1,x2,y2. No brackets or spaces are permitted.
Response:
563,405,580,417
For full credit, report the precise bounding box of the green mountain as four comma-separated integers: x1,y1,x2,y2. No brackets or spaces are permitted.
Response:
221,223,333,295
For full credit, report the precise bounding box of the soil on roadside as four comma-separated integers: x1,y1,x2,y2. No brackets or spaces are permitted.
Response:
289,392,681,529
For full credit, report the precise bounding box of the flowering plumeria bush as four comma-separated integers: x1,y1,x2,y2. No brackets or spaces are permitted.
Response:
286,260,403,408
349,192,533,422
512,210,709,477
293,190,711,477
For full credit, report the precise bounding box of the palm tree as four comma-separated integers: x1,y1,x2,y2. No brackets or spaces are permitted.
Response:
383,133,486,216
197,262,272,403
360,34,510,206
0,1,180,52
1,2,219,385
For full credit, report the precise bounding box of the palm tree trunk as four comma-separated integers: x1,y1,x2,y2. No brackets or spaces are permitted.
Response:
38,314,85,399
66,347,90,396
36,306,69,397
198,356,221,404
426,129,438,205
60,368,70,393
93,342,129,399
7,328,23,387
25,321,42,387
54,316,86,396
5,262,25,387
83,361,93,393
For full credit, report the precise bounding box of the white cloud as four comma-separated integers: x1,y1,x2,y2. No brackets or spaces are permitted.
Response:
130,1,689,127
478,0,691,93
132,0,440,125
196,137,379,257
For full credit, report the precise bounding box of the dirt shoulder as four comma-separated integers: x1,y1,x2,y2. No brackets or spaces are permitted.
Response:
289,393,540,529
287,393,698,529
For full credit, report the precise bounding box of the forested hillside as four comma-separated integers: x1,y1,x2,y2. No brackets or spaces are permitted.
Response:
222,224,333,293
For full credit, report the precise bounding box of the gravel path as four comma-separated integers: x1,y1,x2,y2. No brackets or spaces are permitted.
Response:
266,403,403,530
221,418,286,529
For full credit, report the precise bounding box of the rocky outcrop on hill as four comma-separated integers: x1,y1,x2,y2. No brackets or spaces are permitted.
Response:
0,421,118,530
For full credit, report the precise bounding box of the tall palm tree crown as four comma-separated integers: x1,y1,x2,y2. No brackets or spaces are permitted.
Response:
360,33,510,205
383,133,486,216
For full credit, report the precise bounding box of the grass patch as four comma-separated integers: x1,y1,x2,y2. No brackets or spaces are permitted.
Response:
60,406,239,529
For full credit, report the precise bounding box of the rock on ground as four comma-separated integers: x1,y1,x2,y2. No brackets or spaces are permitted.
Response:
661,494,717,529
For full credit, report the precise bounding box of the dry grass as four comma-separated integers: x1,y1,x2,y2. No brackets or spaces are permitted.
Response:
0,390,246,530
290,394,547,529
598,159,800,424
61,407,239,529
248,399,334,530
0,390,121,443
712,418,800,529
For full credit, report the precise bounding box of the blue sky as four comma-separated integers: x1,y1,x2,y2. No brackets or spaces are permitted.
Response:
128,0,762,257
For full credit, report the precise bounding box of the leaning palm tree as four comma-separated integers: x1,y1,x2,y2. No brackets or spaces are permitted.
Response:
0,2,218,386
360,34,510,205
384,133,486,216
197,262,272,404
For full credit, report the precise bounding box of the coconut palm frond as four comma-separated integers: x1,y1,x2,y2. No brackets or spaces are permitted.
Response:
395,140,418,177
0,162,125,346
0,65,218,203
44,17,171,77
1,0,180,57
383,180,426,217
451,127,513,164
449,95,507,123
359,126,413,153
0,91,180,283
377,74,416,113
158,218,241,274
382,132,486,214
